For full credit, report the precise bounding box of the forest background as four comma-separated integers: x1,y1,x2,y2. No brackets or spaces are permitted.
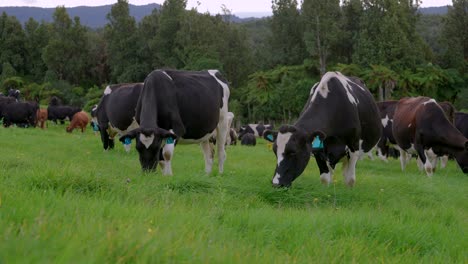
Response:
0,0,467,125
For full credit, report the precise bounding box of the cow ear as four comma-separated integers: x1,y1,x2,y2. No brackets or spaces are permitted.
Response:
154,128,177,143
119,128,141,143
263,130,278,142
309,131,326,150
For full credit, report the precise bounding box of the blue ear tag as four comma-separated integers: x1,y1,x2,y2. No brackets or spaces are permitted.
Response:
92,123,99,132
124,137,132,145
266,134,274,141
166,137,174,144
312,136,323,149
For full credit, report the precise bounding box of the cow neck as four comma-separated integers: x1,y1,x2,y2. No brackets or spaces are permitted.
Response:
138,81,159,130
294,105,323,136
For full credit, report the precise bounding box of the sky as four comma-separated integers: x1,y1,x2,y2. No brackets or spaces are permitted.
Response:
0,0,453,14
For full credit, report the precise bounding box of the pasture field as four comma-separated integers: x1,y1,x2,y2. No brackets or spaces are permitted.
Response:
0,124,466,263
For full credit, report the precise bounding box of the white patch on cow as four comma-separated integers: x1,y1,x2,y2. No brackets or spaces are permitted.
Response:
320,172,332,185
109,118,139,137
201,140,214,174
123,143,132,152
272,173,280,185
377,147,388,162
160,71,173,80
276,132,292,166
104,85,112,95
381,115,390,128
423,148,438,177
161,140,175,176
310,72,360,105
309,82,319,95
439,155,449,169
139,133,155,149
91,105,98,112
408,123,412,128
423,99,437,105
248,124,260,137
207,70,230,174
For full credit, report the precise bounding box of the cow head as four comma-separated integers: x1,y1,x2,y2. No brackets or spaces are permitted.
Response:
263,125,313,187
454,141,468,174
120,127,177,172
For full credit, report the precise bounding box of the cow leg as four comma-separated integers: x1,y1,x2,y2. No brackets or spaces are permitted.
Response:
423,148,438,176
216,118,229,173
439,155,449,169
200,141,214,174
398,149,410,171
315,155,333,185
161,142,175,176
417,157,424,171
342,150,359,187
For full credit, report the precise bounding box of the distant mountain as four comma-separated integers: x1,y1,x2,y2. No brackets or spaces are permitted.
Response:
418,6,449,15
0,3,161,28
0,4,449,28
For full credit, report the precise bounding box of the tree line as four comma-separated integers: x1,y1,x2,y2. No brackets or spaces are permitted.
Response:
0,0,466,123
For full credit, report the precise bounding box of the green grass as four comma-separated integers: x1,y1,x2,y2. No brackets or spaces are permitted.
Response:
0,124,466,263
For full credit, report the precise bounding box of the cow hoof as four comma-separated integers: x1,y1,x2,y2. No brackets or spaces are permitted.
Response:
345,178,355,187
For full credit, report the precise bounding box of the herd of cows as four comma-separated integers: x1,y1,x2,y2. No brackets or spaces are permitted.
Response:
0,70,467,188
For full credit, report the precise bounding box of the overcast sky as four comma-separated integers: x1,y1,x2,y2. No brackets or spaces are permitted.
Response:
0,0,453,13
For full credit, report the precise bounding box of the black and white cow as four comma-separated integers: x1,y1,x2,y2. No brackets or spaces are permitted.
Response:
2,101,38,127
263,72,381,187
93,83,143,151
120,69,230,175
392,97,468,176
376,100,399,162
238,123,273,139
240,133,256,146
455,112,468,138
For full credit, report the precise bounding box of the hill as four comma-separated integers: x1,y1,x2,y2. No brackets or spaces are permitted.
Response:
0,3,161,28
419,6,449,15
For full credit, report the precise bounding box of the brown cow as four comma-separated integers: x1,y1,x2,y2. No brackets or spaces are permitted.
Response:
392,97,468,176
66,111,89,133
36,109,48,129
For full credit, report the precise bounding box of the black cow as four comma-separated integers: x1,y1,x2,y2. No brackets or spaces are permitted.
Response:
2,101,38,127
455,112,468,138
392,97,468,176
263,72,381,187
238,123,273,139
240,133,256,146
93,83,143,151
47,103,81,125
120,69,230,175
0,95,16,120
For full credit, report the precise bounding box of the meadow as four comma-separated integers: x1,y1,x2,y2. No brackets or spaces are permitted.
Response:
0,124,466,263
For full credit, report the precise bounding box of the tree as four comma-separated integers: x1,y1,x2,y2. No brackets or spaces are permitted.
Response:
152,0,187,68
105,0,146,83
43,7,91,85
441,0,468,73
23,18,49,82
302,0,342,75
270,0,306,66
0,12,26,75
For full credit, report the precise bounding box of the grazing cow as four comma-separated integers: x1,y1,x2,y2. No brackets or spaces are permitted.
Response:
47,104,81,125
228,128,238,145
240,133,256,146
94,83,143,151
263,72,381,187
119,69,230,175
376,100,399,162
238,123,273,139
36,109,48,129
2,101,38,127
455,112,468,138
392,97,468,176
66,111,89,133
